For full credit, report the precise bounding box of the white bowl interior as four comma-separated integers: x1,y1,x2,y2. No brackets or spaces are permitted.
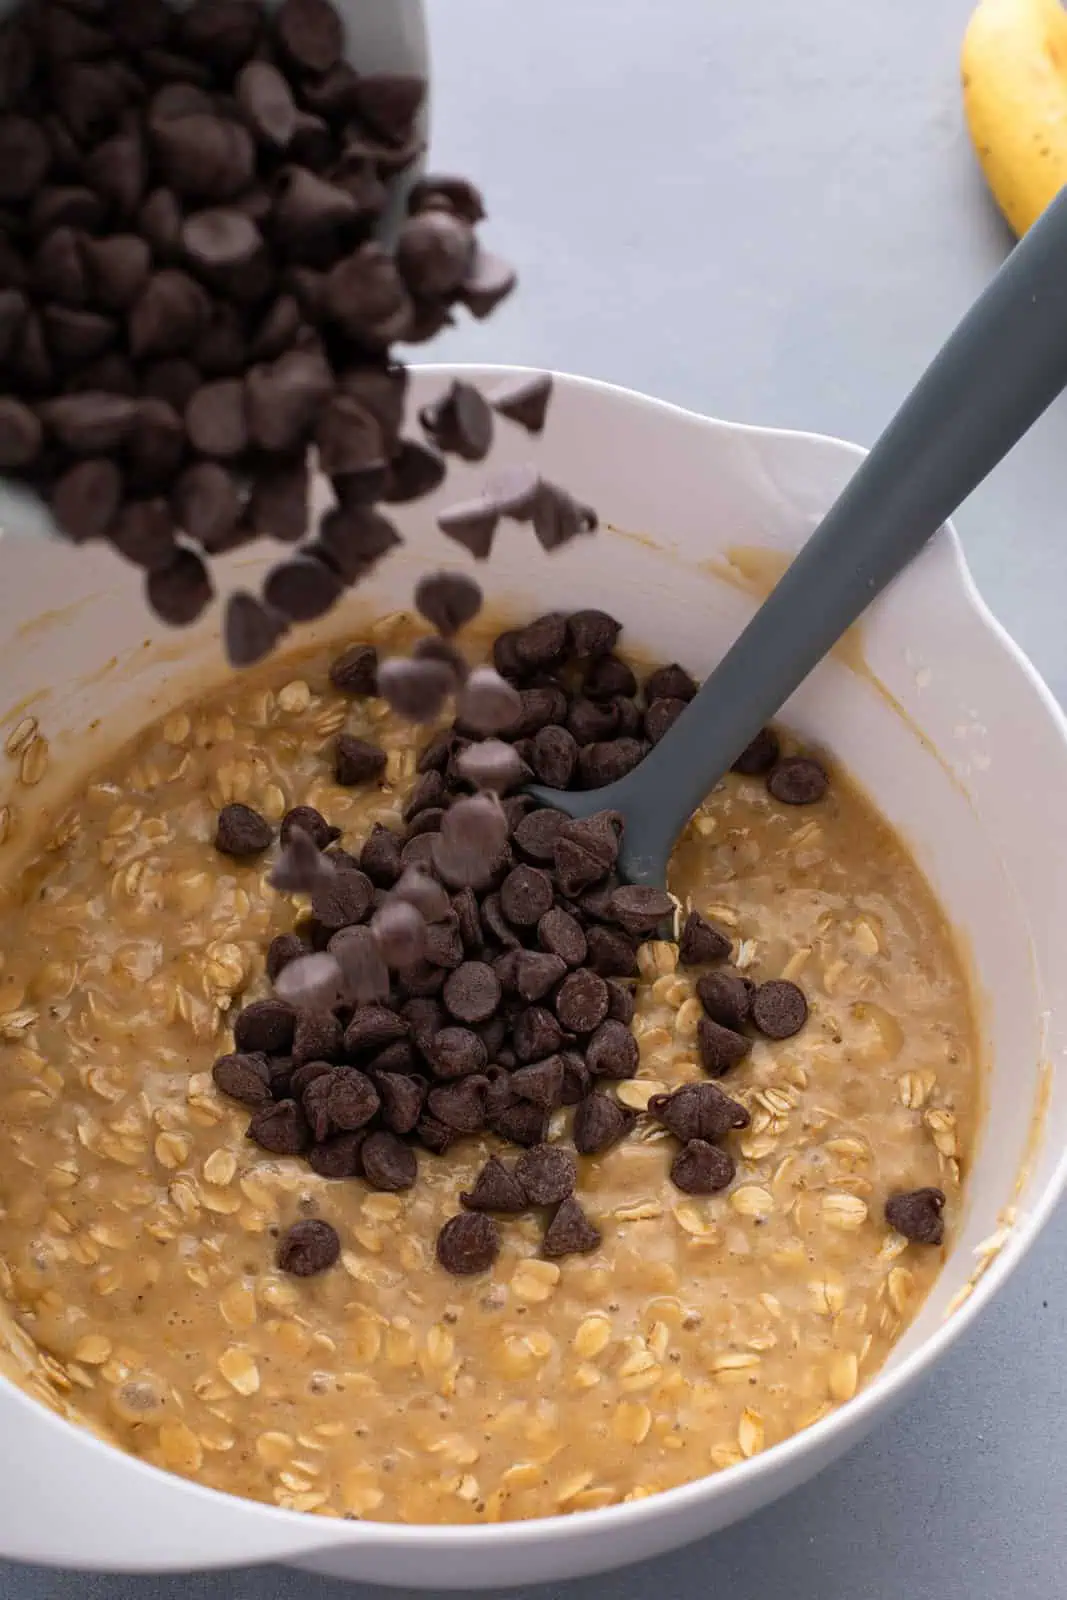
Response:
0,368,1063,1587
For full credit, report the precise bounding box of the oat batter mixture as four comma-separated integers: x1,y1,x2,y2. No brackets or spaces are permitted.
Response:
0,615,979,1523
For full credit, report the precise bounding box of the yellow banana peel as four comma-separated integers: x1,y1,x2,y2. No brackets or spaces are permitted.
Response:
963,0,1067,234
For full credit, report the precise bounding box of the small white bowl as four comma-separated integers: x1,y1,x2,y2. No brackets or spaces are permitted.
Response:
0,368,1064,1588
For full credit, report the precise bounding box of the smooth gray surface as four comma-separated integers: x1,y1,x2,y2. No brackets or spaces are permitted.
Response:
5,0,1066,1595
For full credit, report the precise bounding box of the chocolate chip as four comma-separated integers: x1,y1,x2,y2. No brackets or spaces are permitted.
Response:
750,980,808,1040
885,1187,946,1246
338,1004,401,1056
234,997,296,1055
427,1075,487,1134
0,116,51,204
733,727,780,775
574,1093,635,1155
311,868,373,933
308,1131,366,1179
767,756,829,806
271,826,331,894
50,458,119,544
577,738,647,789
215,802,272,858
566,697,619,746
460,1155,526,1213
0,399,41,470
290,1061,332,1101
649,1081,749,1141
509,685,568,739
499,864,554,929
678,910,732,966
359,823,402,887
512,1006,563,1064
267,933,309,982
528,724,577,789
280,806,339,852
393,866,450,922
436,1211,499,1275
697,1017,751,1077
671,1140,735,1195
212,1050,272,1107
248,1097,310,1154
543,1196,600,1258
536,906,586,968
455,740,526,794
696,969,751,1030
328,643,377,696
395,209,473,298
644,696,686,746
510,614,564,672
489,371,552,434
513,809,565,865
146,548,213,627
236,59,297,147
276,1218,339,1276
644,663,697,703
429,1026,487,1080
424,913,464,970
263,554,343,624
455,666,521,738
292,1009,343,1065
459,244,516,318
585,926,638,978
108,501,177,573
532,482,597,551
432,794,509,889
442,961,501,1024
449,888,482,952
563,609,619,658
584,655,637,700
361,1130,418,1192
373,1072,426,1136
515,1143,576,1206
555,969,609,1034
333,734,386,787
489,1100,548,1147
172,462,239,551
512,951,567,1003
274,951,344,1010
510,1056,565,1110
605,980,635,1025
608,885,674,937
584,1018,639,1078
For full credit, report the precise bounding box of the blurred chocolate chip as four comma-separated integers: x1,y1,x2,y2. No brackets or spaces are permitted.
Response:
377,656,454,723
359,823,402,887
436,1211,499,1275
678,910,732,965
277,1218,338,1275
146,548,213,626
671,1140,735,1195
267,935,308,983
264,554,342,623
543,1196,600,1258
414,571,482,638
173,461,241,550
186,378,248,459
644,696,687,745
151,113,256,203
212,1051,272,1107
437,495,499,560
236,59,296,147
429,1026,487,1080
529,724,577,788
767,756,829,805
649,1081,749,1141
584,655,637,700
248,1097,309,1154
325,242,411,344
274,951,344,1009
246,348,332,452
107,501,175,572
333,734,386,787
577,737,646,789
372,897,427,967
129,270,209,360
396,210,473,298
311,866,373,932
459,244,516,318
645,663,697,703
455,739,526,794
0,116,51,204
885,1187,946,1246
733,727,780,775
489,371,552,434
697,969,751,1030
532,481,597,552
0,399,41,470
750,979,808,1040
408,173,485,223
419,380,492,462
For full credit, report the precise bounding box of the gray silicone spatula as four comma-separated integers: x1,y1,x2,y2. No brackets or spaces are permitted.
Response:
528,185,1067,885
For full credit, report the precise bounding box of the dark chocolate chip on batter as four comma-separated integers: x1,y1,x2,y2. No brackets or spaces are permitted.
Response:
750,979,808,1040
885,1187,946,1246
276,1218,340,1276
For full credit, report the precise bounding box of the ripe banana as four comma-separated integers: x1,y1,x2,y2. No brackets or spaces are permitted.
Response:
962,0,1067,235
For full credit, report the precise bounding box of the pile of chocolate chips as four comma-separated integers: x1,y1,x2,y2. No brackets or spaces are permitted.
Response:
212,611,830,1276
0,0,583,664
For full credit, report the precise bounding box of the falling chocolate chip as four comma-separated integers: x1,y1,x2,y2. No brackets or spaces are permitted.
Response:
276,1218,339,1276
437,496,499,560
671,1140,735,1195
885,1187,946,1246
456,666,521,737
767,756,829,806
274,951,344,1010
750,980,808,1040
490,371,552,434
419,380,493,462
414,570,483,637
371,898,427,968
377,656,454,724
455,739,526,794
146,548,214,627
543,1196,600,1259
270,827,331,894
436,1211,499,1275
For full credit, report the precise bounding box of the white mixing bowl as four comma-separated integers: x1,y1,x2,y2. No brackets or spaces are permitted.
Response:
0,368,1063,1587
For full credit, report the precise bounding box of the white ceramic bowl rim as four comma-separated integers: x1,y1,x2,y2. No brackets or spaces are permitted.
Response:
0,367,1064,1580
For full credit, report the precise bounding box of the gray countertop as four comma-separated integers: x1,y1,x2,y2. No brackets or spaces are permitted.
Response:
5,0,1066,1595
